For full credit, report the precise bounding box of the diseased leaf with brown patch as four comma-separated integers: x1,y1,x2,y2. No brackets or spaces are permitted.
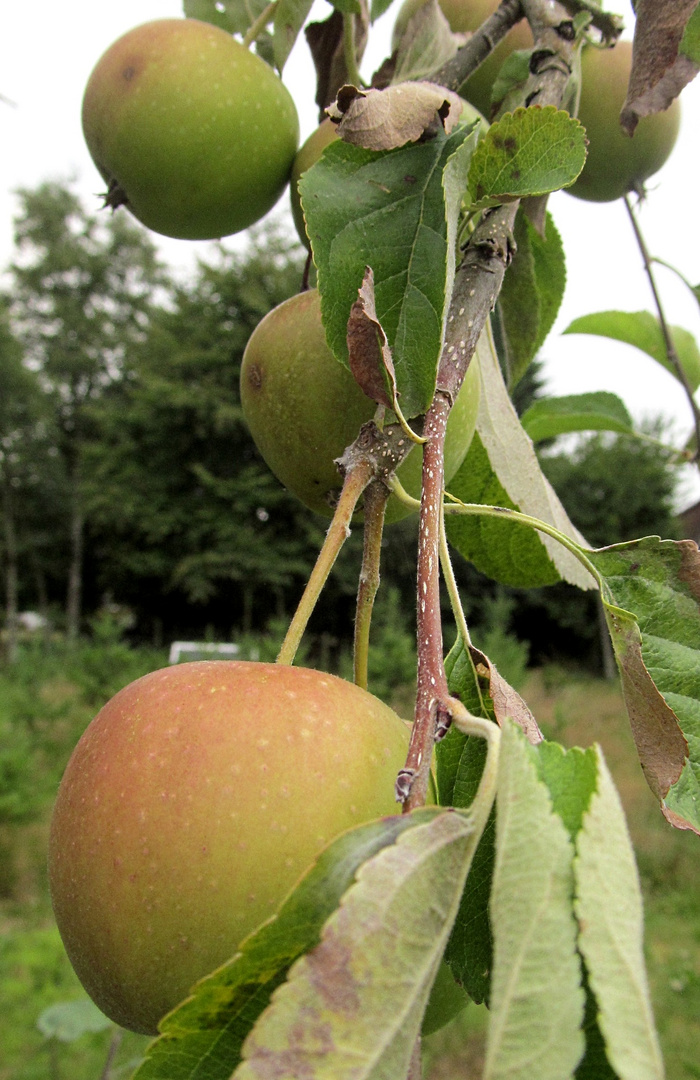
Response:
346,267,396,408
621,0,699,134
589,537,700,834
233,810,481,1080
602,601,688,799
327,81,464,149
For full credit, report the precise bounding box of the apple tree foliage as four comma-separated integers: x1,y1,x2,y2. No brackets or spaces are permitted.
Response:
56,0,700,1077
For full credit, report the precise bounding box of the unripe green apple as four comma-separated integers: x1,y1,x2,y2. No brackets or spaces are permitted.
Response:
567,42,680,203
48,661,411,1034
392,0,533,117
240,289,481,521
82,19,299,239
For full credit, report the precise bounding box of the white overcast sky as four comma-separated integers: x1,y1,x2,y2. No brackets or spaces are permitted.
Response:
2,0,700,506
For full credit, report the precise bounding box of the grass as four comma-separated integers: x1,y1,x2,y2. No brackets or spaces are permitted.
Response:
0,650,697,1078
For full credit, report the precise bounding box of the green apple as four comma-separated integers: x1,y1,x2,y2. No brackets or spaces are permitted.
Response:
392,0,533,117
82,19,299,239
48,661,411,1035
240,289,481,521
566,42,680,203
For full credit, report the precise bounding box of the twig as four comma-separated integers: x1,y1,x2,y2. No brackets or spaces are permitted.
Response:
623,193,700,465
354,480,389,690
397,1,580,810
99,1029,123,1080
434,0,525,94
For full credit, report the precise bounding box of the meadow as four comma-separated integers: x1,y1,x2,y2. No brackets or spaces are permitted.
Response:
1,641,697,1079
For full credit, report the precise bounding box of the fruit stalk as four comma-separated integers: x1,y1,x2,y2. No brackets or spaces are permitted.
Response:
277,459,374,664
354,479,389,690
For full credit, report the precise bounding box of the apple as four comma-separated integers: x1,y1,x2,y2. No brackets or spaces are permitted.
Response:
567,42,680,203
392,0,533,117
81,19,299,239
240,289,481,521
48,661,411,1034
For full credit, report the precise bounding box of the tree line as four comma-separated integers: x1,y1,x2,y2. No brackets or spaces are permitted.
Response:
0,181,682,670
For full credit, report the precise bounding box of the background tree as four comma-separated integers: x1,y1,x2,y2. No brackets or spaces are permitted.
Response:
84,229,329,639
8,181,164,639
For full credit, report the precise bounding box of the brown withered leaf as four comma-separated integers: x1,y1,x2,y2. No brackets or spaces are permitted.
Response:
346,267,396,408
602,602,689,806
327,81,463,150
469,642,543,745
621,0,699,134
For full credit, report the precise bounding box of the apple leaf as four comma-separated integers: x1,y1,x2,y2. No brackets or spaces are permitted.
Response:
588,537,700,834
273,0,315,71
436,639,541,1004
390,0,462,83
496,209,566,388
183,0,269,36
466,107,587,210
483,721,585,1080
521,392,634,443
132,812,436,1080
680,1,700,63
564,310,700,391
36,999,112,1042
445,327,594,589
329,82,464,149
574,747,665,1079
232,809,481,1080
300,124,479,418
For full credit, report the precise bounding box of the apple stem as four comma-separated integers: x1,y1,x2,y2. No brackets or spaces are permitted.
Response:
623,193,700,466
277,459,373,665
354,480,389,691
242,1,277,49
342,13,365,89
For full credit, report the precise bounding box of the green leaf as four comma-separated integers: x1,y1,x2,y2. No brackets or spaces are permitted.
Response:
446,327,594,590
300,126,479,417
521,392,634,443
496,210,566,388
370,0,396,20
588,537,700,834
183,0,269,36
233,810,481,1079
36,999,112,1042
273,0,315,71
574,746,665,1079
134,813,433,1080
564,310,700,392
483,721,585,1079
535,741,598,841
466,107,587,210
679,2,700,63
